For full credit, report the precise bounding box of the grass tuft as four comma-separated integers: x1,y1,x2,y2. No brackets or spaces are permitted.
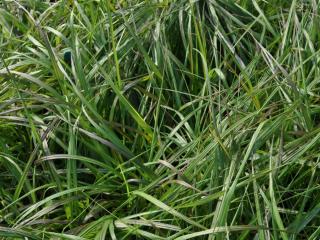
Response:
0,0,319,239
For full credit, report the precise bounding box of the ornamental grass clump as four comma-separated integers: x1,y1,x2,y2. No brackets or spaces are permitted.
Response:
0,1,319,239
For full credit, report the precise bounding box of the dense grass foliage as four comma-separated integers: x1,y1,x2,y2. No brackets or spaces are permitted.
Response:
0,0,320,239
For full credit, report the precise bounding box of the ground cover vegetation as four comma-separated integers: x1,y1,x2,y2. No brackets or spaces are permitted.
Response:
0,0,319,239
